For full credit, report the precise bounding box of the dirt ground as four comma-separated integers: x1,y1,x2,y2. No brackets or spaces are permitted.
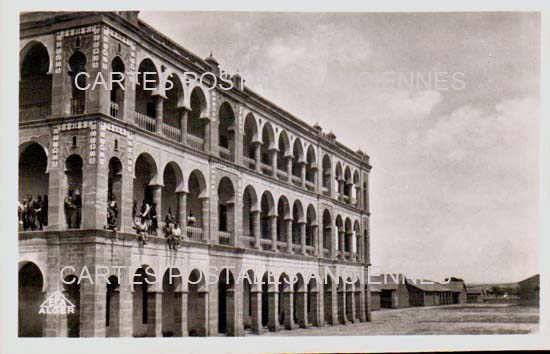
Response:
257,303,539,336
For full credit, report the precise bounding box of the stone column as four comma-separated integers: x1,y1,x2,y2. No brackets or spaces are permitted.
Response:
281,289,295,330
250,290,263,334
200,197,209,242
331,282,339,325
349,291,356,323
253,141,262,172
294,290,308,328
117,283,133,337
366,285,372,322
358,288,366,322
79,278,106,337
174,290,189,336
252,210,261,249
300,222,307,255
309,290,321,326
146,291,163,337
339,230,345,260
267,290,279,332
150,184,162,235
313,225,320,256
285,219,293,253
154,94,164,134
299,161,306,188
177,191,187,236
225,288,240,336
178,107,188,144
338,178,344,201
201,116,211,153
285,155,292,183
270,148,278,177
269,215,278,252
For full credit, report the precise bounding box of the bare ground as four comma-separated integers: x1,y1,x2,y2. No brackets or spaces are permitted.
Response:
256,303,539,336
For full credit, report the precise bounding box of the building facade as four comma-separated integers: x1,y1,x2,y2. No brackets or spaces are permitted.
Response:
18,11,372,337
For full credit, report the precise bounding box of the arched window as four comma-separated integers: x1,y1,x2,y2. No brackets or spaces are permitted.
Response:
68,51,87,114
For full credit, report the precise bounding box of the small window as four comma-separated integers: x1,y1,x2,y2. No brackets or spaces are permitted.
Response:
72,136,77,147
117,42,122,53
75,37,81,49
114,139,118,151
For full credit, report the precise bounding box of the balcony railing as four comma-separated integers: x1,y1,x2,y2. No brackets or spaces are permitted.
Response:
305,180,315,191
322,248,330,258
260,163,272,175
19,103,51,122
218,146,233,162
110,101,120,118
277,169,288,180
134,111,156,132
241,234,255,248
186,226,203,242
291,175,301,186
343,195,351,203
322,186,330,196
163,123,181,142
305,245,315,256
218,231,232,245
276,241,287,252
186,134,204,151
70,98,86,115
243,156,255,170
260,238,272,251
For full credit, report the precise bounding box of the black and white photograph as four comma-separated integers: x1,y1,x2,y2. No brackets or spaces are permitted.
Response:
1,1,549,353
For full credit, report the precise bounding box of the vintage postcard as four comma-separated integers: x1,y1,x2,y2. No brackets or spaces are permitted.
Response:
1,1,549,353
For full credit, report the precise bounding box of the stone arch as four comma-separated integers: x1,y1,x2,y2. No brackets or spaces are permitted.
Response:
243,113,259,161
20,41,52,122
217,177,236,243
110,56,126,118
187,86,209,142
133,152,159,214
18,261,45,337
20,40,52,74
277,195,291,245
242,185,259,239
292,137,304,178
277,130,291,172
322,209,332,255
260,122,275,173
217,268,236,335
218,101,237,159
135,58,160,129
64,154,84,229
321,154,332,195
163,72,184,129
19,142,50,230
132,265,157,336
67,51,87,114
305,145,317,185
161,161,184,225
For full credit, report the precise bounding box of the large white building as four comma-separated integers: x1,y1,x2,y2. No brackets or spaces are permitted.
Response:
18,11,372,337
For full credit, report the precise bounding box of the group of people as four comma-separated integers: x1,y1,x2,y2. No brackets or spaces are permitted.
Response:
64,189,82,229
132,200,158,244
132,199,197,250
18,194,48,231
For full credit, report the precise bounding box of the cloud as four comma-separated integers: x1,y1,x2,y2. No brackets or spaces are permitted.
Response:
417,97,539,173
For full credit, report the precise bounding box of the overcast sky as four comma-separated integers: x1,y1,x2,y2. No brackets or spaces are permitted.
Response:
141,12,540,283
